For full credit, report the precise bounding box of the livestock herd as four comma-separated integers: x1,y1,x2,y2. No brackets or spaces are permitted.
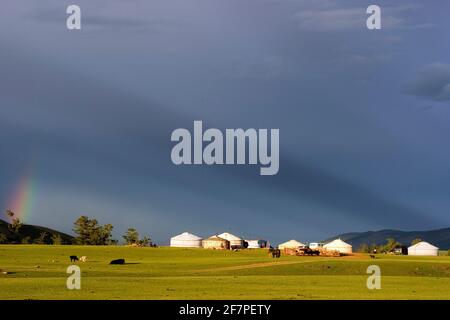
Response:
69,255,125,264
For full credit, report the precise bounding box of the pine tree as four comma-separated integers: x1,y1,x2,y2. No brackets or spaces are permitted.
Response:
123,228,139,245
73,216,114,245
51,233,63,245
34,232,48,244
139,236,152,247
0,233,8,244
6,210,22,234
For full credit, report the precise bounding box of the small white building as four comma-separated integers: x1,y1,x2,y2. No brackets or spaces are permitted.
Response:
218,232,245,248
323,239,352,254
408,241,439,256
170,232,203,248
246,239,268,249
309,242,324,249
278,239,305,250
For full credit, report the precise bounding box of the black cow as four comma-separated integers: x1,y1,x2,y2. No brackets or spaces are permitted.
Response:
70,255,79,262
109,259,125,265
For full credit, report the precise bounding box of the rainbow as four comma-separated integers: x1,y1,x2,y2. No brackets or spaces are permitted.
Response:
6,170,36,223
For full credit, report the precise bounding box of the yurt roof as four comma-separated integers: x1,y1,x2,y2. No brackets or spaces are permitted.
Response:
204,235,228,241
171,232,202,241
408,241,439,250
324,239,352,248
218,232,243,241
279,239,305,247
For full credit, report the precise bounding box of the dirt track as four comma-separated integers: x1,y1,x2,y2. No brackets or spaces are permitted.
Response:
195,254,369,273
196,259,327,272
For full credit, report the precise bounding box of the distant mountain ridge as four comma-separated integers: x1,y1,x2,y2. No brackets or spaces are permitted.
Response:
328,227,450,250
0,219,74,244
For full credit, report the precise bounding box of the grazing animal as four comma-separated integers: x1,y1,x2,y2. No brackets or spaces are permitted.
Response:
269,248,281,258
70,255,79,262
370,254,376,259
275,249,281,258
109,259,125,265
80,256,87,262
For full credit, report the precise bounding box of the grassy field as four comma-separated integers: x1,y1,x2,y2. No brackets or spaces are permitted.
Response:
0,245,449,300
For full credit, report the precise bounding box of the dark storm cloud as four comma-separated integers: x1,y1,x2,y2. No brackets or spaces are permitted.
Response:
1,0,450,243
1,43,436,240
214,149,439,230
405,63,450,102
270,159,435,227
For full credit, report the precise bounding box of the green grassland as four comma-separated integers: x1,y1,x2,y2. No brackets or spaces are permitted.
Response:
0,245,449,300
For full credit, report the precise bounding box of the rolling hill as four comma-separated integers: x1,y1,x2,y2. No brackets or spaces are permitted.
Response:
0,219,74,244
328,227,450,250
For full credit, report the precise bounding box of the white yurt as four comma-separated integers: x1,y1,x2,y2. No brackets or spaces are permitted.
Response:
246,239,268,249
202,236,230,249
218,232,245,248
408,241,439,256
323,239,352,254
278,239,305,250
170,232,203,248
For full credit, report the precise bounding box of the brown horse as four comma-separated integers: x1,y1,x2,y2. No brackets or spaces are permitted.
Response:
268,248,281,258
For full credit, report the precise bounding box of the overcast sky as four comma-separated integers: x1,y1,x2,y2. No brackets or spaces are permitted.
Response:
1,0,449,244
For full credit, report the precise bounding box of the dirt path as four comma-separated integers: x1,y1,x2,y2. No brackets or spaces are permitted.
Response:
195,259,329,273
193,254,372,273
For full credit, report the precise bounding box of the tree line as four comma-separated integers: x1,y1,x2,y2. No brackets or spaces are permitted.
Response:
357,237,422,253
0,210,155,246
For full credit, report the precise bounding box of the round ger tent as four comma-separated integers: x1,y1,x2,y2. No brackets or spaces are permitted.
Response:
202,236,230,250
218,232,244,248
170,232,203,248
278,239,305,250
323,239,352,254
408,241,439,256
